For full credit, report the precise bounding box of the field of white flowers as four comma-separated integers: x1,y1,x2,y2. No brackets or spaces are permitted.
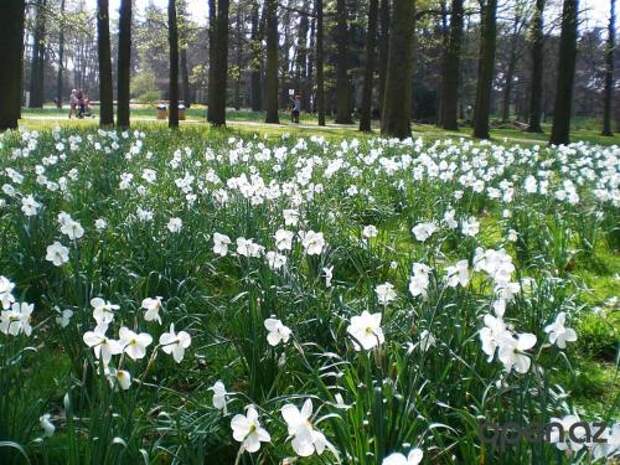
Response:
0,127,619,465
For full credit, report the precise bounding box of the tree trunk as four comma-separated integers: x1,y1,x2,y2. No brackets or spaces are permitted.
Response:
315,0,325,126
117,0,132,128
472,0,498,139
334,0,352,123
381,0,415,139
307,17,315,113
550,0,578,145
29,0,46,108
56,0,66,108
378,0,390,115
97,0,114,127
250,0,262,111
295,14,309,102
359,0,378,131
264,0,279,123
233,4,242,110
207,0,216,121
181,49,191,108
0,0,25,131
168,0,179,128
501,12,521,123
527,0,545,132
208,0,230,125
439,0,464,130
602,0,615,136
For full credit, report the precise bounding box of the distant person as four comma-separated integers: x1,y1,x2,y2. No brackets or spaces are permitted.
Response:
77,89,85,118
69,89,78,118
290,94,302,124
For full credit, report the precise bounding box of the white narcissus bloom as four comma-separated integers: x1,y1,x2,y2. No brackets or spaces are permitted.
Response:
46,241,70,267
95,218,108,231
141,296,163,324
231,406,271,453
0,275,16,309
167,217,183,233
159,323,192,363
274,229,294,251
107,368,132,390
119,327,153,360
461,216,480,237
0,302,34,336
445,260,470,288
411,222,437,242
283,209,300,226
60,219,85,240
591,423,620,460
544,312,577,349
21,195,41,216
548,415,587,452
209,381,228,413
264,317,292,346
418,330,436,352
265,251,287,270
347,311,384,351
409,263,431,298
91,297,119,326
236,237,264,258
56,309,73,328
375,282,397,306
300,230,325,256
39,414,55,437
497,332,537,374
362,224,379,239
323,266,334,288
479,314,507,362
281,399,335,457
83,324,122,366
382,448,423,465
213,232,231,256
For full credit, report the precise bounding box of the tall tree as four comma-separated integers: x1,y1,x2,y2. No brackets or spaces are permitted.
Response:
439,0,464,130
168,0,179,128
97,0,114,127
472,0,498,139
550,0,578,145
315,0,325,126
295,14,309,109
500,4,526,123
207,0,230,125
117,0,132,128
602,0,616,136
334,0,352,123
377,0,390,114
527,0,545,132
250,0,262,111
0,0,26,131
29,0,47,108
264,0,279,123
233,3,243,110
381,0,415,139
56,0,66,108
359,0,379,131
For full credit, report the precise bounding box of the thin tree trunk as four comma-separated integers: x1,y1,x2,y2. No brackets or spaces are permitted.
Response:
29,0,46,108
334,0,352,123
56,0,66,108
378,0,390,115
550,0,578,145
501,12,521,123
359,0,378,131
0,0,26,131
381,0,415,139
250,0,262,111
181,49,191,107
97,0,114,127
527,0,545,132
315,0,325,125
439,0,464,130
472,0,498,139
207,0,216,121
602,0,615,136
168,0,179,128
234,4,242,110
117,0,132,128
264,0,279,123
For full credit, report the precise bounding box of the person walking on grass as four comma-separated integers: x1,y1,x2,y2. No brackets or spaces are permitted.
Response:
69,89,78,118
290,94,302,124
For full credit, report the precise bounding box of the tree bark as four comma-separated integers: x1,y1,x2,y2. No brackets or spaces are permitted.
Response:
359,0,378,131
264,0,279,123
97,0,114,127
208,0,230,125
381,0,415,139
168,0,179,128
295,14,309,103
439,0,464,130
501,11,521,123
527,0,545,132
56,0,66,109
315,0,325,126
602,0,615,136
550,0,578,145
29,0,47,108
0,0,25,131
117,0,132,128
378,0,390,114
334,0,352,123
250,0,262,111
472,0,498,139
